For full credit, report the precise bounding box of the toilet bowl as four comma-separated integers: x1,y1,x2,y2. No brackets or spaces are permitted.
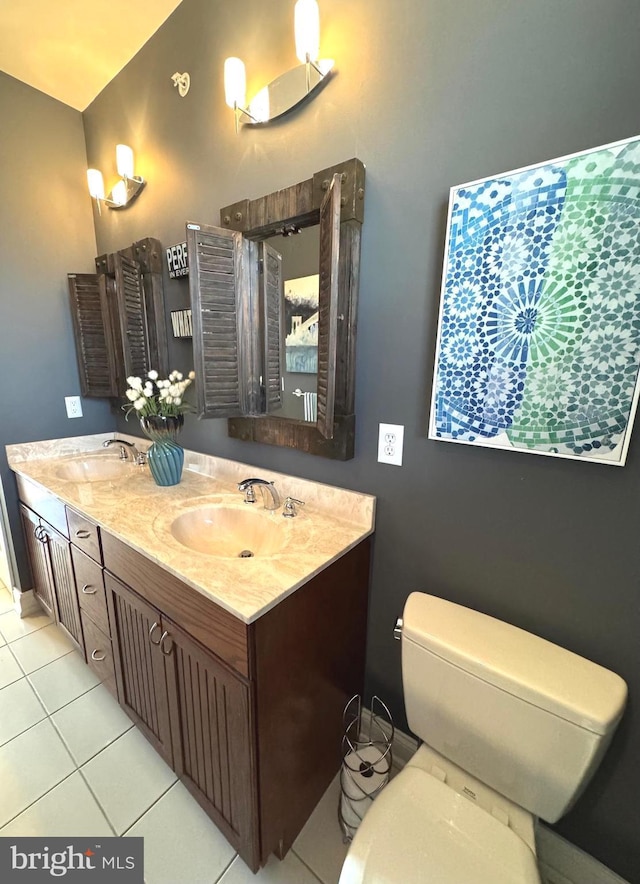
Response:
339,593,627,884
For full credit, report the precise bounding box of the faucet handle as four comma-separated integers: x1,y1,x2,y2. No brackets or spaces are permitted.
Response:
282,497,305,518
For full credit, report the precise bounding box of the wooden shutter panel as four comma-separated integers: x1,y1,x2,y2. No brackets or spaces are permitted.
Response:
114,252,150,381
68,273,118,397
187,222,249,418
316,173,341,439
260,241,284,413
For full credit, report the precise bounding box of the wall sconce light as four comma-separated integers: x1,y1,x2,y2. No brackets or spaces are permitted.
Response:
224,0,334,133
86,144,146,214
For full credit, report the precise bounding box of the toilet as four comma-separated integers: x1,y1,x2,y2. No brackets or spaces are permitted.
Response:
339,592,627,884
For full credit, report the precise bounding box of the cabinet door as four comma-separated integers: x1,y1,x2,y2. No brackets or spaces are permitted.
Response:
163,617,259,870
105,573,173,763
20,505,55,619
45,526,83,654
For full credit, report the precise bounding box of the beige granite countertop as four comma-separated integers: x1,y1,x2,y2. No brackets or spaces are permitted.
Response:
7,434,375,624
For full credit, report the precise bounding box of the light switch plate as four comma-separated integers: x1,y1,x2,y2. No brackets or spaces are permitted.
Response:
377,423,404,466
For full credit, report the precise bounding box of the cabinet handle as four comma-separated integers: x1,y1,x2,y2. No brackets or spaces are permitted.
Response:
75,529,91,539
34,525,46,543
91,649,106,662
149,621,162,645
160,631,174,656
81,584,97,595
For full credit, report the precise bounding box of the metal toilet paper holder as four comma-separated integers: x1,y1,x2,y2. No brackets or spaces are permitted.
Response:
338,694,394,843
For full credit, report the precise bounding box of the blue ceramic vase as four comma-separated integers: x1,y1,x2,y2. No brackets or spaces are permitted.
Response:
140,414,185,487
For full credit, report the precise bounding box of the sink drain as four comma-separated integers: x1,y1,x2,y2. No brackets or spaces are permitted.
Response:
239,549,254,558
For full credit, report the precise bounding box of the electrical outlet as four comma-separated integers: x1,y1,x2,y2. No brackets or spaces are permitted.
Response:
377,423,404,466
65,396,83,419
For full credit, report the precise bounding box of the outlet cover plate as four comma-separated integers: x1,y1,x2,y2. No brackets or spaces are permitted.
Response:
65,396,83,419
378,423,404,466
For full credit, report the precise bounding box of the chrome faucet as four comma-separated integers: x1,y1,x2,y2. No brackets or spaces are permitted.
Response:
238,478,280,510
103,438,146,465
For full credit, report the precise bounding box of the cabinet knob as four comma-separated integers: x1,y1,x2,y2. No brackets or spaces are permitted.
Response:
82,584,97,595
91,649,106,662
149,621,162,645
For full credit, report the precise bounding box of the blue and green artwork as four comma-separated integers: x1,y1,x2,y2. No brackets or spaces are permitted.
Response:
429,135,640,465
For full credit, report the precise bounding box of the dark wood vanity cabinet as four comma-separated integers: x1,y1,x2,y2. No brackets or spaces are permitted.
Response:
18,478,370,873
20,504,56,620
19,502,83,652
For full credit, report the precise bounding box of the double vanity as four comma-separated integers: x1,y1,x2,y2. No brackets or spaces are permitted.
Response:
7,434,375,871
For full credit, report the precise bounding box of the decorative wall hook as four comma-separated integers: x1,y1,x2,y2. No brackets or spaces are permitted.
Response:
171,72,191,97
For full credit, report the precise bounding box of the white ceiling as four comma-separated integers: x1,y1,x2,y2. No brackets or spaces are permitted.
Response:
0,0,183,111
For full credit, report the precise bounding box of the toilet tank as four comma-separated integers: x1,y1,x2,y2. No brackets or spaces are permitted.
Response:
401,593,627,823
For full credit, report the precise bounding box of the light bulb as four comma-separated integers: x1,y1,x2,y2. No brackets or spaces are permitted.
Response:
295,0,320,64
116,144,135,179
224,57,246,109
87,169,105,200
110,179,128,206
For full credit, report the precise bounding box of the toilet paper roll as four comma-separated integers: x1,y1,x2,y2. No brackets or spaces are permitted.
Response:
341,745,389,801
340,790,371,831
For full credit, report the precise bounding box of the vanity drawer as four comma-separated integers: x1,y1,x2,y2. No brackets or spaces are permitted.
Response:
66,508,102,563
81,611,117,698
17,475,68,537
72,547,109,636
101,529,250,676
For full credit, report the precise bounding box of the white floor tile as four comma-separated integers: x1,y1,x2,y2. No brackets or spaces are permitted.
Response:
81,727,177,835
221,853,322,884
1,771,114,837
0,678,46,746
0,719,75,827
28,650,100,713
52,684,133,765
10,623,74,674
0,609,51,643
0,630,5,648
126,781,235,884
0,645,23,690
0,587,14,615
293,774,349,884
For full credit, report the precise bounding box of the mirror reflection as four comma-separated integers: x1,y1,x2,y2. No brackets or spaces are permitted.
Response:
262,226,319,423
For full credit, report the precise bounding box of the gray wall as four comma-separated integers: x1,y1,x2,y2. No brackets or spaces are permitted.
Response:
0,73,115,585
82,1,640,878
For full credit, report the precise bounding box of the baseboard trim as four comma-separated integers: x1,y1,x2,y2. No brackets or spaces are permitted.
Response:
14,588,41,617
362,710,627,884
536,825,629,884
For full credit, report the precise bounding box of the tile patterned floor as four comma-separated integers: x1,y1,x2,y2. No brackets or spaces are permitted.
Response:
0,582,349,883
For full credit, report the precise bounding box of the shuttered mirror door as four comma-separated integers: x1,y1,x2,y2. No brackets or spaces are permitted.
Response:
259,242,284,414
68,274,119,397
315,174,341,440
187,222,256,418
114,251,151,382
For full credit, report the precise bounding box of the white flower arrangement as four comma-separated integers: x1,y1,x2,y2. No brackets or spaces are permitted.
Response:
123,370,195,419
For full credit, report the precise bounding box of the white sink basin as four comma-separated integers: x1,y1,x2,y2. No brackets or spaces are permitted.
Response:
170,506,290,558
55,456,134,483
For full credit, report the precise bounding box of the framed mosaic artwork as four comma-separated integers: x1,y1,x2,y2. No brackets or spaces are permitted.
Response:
428,134,640,466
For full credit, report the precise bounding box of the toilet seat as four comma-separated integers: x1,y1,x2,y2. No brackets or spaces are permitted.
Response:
339,765,541,884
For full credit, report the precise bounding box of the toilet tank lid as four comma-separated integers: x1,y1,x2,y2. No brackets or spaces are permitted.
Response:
403,594,627,735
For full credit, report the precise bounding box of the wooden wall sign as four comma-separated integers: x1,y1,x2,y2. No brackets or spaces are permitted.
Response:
166,241,189,278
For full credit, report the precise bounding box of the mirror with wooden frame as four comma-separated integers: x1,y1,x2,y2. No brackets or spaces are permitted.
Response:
187,158,365,460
